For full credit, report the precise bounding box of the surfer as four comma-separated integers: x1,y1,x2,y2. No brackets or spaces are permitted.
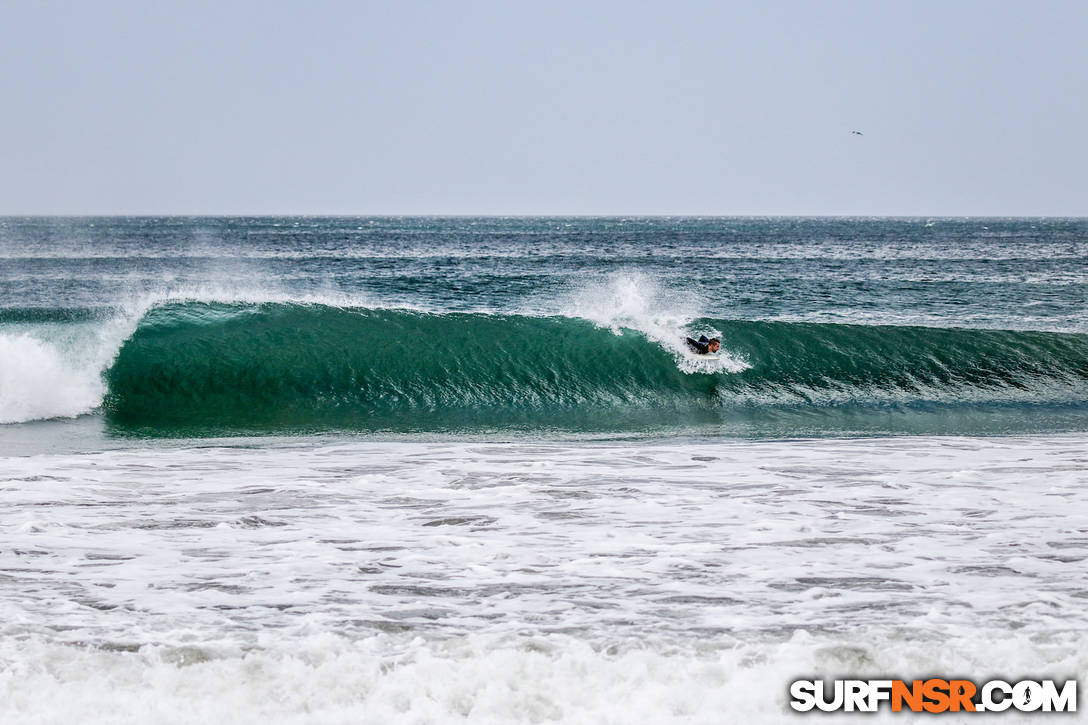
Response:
685,335,721,355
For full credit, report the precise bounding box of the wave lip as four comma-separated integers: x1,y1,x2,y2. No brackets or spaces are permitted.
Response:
97,302,1088,435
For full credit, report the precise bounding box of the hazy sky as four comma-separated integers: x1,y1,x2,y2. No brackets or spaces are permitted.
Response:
1,1,1085,215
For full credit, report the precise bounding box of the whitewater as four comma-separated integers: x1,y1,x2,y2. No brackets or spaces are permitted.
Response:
2,216,1087,722
3,437,1087,723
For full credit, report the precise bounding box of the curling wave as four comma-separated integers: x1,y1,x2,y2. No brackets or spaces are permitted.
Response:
93,302,1088,435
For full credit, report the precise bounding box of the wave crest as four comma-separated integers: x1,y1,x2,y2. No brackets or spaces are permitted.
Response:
94,302,1088,434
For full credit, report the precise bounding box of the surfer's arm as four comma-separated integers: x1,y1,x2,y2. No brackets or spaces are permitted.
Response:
685,337,709,354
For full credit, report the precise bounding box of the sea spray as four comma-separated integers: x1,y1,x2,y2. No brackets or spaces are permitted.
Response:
560,271,749,374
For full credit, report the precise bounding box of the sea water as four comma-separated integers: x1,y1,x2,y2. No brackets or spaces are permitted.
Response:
1,217,1086,722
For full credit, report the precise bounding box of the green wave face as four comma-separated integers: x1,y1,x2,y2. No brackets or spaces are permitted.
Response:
103,303,1088,436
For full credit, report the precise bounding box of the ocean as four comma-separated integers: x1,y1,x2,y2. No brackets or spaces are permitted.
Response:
1,216,1086,722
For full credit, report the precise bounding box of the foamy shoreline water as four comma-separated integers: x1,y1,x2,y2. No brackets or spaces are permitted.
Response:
4,629,1083,724
2,435,1086,722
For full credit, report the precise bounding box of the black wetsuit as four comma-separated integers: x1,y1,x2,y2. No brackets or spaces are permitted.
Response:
685,335,712,354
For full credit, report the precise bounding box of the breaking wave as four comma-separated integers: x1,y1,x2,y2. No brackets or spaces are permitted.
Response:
93,302,1088,434
3,293,1088,435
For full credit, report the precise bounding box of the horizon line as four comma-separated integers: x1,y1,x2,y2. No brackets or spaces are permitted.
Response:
2,213,1087,220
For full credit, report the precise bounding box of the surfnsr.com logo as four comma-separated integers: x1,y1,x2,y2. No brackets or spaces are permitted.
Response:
789,679,1077,713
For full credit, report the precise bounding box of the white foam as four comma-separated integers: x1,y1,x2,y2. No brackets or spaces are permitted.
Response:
2,435,1087,722
0,332,105,424
561,271,750,374
0,627,1083,723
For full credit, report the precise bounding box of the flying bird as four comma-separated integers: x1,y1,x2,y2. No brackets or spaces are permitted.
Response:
851,130,864,136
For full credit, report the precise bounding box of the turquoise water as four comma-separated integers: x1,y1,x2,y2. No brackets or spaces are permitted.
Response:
1,216,1086,437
